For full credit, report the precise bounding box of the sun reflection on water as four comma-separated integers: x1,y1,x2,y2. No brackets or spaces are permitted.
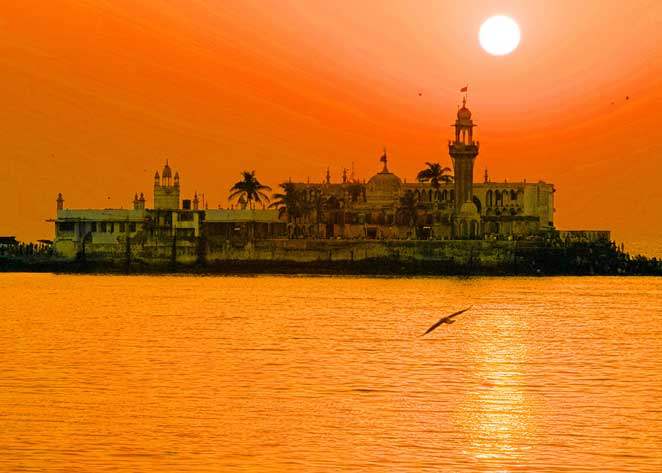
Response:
455,309,537,469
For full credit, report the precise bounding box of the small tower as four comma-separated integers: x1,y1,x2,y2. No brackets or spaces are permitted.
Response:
193,192,199,210
133,192,146,210
56,193,64,211
449,96,480,238
325,167,331,185
153,160,180,209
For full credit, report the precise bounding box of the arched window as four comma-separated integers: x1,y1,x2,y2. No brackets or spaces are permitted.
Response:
450,190,455,202
511,189,517,201
428,190,433,202
442,190,448,201
486,190,493,207
472,196,482,214
495,191,502,207
502,190,509,204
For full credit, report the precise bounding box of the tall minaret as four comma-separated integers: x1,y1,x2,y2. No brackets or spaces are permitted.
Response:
449,96,479,211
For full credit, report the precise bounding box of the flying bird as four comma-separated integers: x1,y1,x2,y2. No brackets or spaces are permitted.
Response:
421,306,472,337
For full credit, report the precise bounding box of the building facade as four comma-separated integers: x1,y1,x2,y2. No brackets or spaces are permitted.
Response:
283,100,555,241
52,102,557,261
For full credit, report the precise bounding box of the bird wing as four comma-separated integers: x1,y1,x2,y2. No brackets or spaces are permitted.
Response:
421,306,472,337
446,306,472,320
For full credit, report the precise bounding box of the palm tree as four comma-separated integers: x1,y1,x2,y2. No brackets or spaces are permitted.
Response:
310,189,329,223
398,190,419,236
269,182,303,222
229,171,272,209
416,162,453,189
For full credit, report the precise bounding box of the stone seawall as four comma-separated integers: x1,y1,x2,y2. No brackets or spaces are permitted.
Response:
205,239,517,267
6,238,657,276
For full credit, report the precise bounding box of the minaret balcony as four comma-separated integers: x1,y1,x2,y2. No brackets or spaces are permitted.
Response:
449,143,480,155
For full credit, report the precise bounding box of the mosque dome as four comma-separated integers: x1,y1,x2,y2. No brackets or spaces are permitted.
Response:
368,171,402,189
367,169,402,202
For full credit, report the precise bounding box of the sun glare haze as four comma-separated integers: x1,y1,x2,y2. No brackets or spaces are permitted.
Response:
479,15,521,56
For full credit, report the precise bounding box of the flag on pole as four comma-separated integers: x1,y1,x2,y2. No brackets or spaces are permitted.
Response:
460,86,468,92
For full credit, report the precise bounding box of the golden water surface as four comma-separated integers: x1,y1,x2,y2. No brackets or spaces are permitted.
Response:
1,274,661,472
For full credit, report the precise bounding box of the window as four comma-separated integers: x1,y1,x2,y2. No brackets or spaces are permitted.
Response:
58,222,74,232
119,222,125,233
176,228,195,238
91,222,97,232
129,223,136,232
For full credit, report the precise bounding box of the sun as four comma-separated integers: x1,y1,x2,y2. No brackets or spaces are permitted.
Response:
479,15,520,56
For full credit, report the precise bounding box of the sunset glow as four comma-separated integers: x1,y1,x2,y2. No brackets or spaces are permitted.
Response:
1,1,661,255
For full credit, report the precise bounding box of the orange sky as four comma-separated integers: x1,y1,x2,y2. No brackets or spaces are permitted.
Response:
1,0,661,254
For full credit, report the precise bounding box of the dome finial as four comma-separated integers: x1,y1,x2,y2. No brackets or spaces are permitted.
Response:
380,148,388,173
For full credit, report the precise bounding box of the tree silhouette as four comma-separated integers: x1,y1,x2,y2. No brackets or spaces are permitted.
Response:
229,171,272,209
398,190,420,231
269,182,304,222
416,162,453,189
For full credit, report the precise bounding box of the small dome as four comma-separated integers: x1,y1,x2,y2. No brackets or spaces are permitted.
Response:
457,106,472,120
162,160,172,179
459,201,479,217
154,171,160,179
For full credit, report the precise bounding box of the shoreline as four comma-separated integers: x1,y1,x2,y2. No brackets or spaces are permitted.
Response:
2,245,661,277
